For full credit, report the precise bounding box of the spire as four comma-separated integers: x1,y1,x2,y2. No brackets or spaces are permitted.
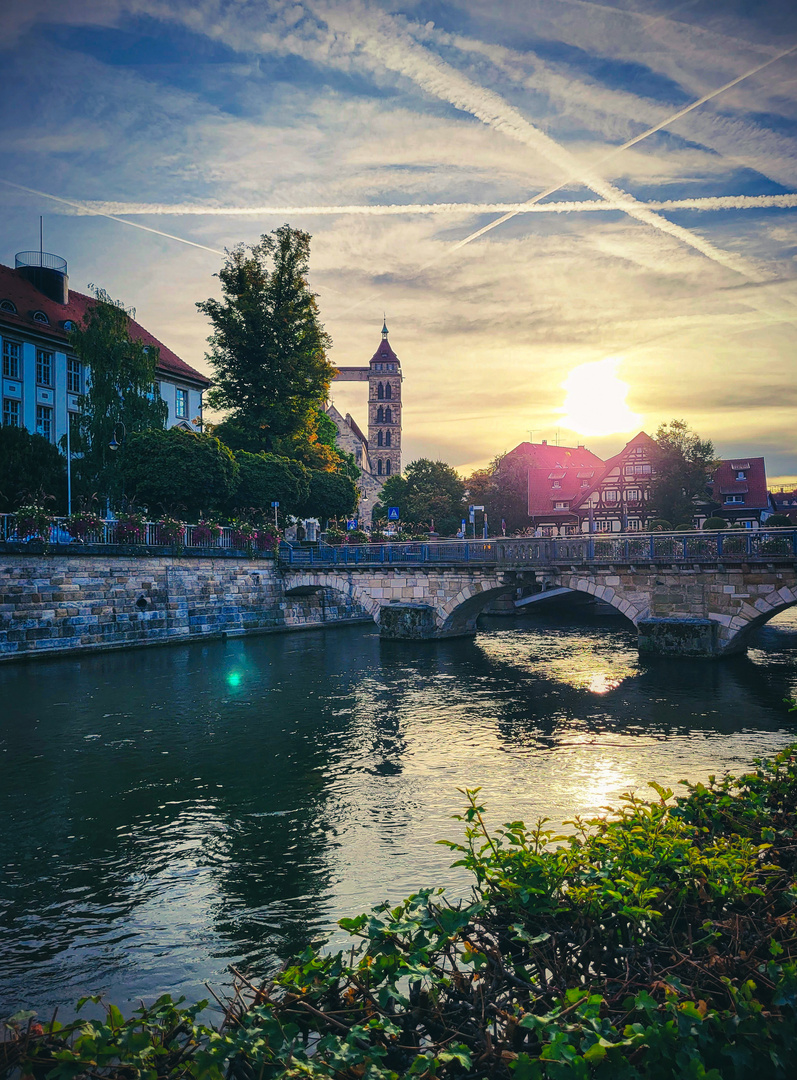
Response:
381,315,388,339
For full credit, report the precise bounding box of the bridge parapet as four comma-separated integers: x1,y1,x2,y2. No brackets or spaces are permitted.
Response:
279,529,797,570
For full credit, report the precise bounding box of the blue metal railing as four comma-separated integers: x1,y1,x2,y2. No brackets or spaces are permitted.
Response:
279,528,797,569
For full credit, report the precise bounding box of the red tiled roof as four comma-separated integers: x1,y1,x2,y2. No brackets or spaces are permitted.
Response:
0,262,210,387
710,458,769,509
502,441,605,518
369,337,399,364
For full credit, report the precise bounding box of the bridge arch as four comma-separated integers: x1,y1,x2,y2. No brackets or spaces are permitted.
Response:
716,585,797,654
437,580,517,635
555,574,644,625
282,573,382,624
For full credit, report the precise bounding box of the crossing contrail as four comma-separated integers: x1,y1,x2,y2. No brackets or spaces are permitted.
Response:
53,193,797,218
310,2,780,283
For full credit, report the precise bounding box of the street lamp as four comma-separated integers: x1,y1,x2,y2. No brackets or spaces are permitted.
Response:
109,422,127,451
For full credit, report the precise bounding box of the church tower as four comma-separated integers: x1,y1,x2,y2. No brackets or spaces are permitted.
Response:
368,319,402,478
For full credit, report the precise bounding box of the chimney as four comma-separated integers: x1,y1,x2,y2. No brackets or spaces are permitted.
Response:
577,444,584,450
542,439,547,445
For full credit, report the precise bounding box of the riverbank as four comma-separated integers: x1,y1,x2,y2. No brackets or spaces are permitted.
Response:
0,554,370,662
4,740,797,1079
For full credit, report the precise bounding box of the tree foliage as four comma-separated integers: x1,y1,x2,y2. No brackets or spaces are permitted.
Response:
302,470,358,523
69,288,168,501
651,419,718,526
116,429,238,520
0,425,67,513
230,451,309,520
374,459,465,535
465,452,529,534
198,228,335,459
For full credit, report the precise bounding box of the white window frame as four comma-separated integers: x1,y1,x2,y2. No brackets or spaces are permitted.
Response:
36,404,53,441
175,387,189,418
67,357,82,394
36,349,53,387
3,398,20,426
2,339,20,379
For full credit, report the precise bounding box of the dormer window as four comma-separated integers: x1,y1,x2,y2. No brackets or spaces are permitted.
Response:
33,310,49,324
0,300,17,314
63,320,74,331
735,470,746,481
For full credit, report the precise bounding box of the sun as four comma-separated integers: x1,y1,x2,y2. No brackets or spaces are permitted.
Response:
559,357,640,437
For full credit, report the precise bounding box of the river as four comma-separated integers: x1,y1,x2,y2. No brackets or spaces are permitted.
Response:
2,608,797,1016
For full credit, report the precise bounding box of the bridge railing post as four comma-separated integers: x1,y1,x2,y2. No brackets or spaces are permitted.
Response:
747,532,753,557
717,533,723,557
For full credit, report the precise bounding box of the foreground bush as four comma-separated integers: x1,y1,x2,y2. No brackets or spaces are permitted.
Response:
5,742,797,1079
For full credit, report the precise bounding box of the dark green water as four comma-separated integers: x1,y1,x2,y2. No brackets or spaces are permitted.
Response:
2,609,797,1017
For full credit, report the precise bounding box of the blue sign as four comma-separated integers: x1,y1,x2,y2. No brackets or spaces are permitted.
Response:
387,506,400,521
347,519,358,530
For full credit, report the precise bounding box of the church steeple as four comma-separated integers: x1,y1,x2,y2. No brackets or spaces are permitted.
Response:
368,319,402,480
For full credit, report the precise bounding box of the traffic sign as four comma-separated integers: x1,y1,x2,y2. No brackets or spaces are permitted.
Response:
387,506,400,521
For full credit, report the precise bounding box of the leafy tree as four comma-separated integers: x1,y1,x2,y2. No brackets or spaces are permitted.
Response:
69,288,167,502
198,227,335,459
302,470,357,524
374,459,465,535
116,428,237,520
0,424,67,512
465,452,529,534
230,451,309,520
651,419,718,527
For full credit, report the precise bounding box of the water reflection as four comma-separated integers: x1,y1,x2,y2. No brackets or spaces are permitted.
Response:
0,608,795,1016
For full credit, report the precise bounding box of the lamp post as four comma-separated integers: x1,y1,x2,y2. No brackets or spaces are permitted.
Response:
107,422,127,519
271,500,279,531
108,421,126,452
66,411,73,516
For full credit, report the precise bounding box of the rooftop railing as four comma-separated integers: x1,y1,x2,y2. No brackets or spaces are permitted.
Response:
15,251,68,273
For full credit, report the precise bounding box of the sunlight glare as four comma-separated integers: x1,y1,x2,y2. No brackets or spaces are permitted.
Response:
559,357,640,437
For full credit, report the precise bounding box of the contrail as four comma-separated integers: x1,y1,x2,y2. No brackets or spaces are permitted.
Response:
0,179,226,256
56,193,797,217
313,2,775,285
416,37,797,271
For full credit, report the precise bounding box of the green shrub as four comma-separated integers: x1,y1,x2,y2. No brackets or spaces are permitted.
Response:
703,516,728,530
646,518,672,531
7,741,797,1079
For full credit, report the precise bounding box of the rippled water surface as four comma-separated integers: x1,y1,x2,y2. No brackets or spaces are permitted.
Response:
2,608,797,1015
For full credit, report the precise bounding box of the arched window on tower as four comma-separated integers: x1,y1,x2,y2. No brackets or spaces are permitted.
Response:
384,406,392,423
385,430,391,447
385,460,391,475
385,382,392,400
377,430,383,447
376,405,384,422
377,382,384,400
377,459,383,476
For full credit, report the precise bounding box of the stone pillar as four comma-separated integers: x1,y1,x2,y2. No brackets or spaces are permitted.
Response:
637,618,722,658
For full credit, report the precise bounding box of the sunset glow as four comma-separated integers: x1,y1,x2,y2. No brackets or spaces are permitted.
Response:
559,359,641,438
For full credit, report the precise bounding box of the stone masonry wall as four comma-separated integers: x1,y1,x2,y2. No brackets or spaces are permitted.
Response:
0,555,370,662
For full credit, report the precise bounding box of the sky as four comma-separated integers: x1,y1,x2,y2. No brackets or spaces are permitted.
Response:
2,0,797,483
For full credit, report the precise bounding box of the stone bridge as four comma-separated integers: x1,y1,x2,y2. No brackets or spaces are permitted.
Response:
279,531,797,657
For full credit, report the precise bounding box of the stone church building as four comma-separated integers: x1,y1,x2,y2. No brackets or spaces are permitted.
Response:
327,321,403,527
